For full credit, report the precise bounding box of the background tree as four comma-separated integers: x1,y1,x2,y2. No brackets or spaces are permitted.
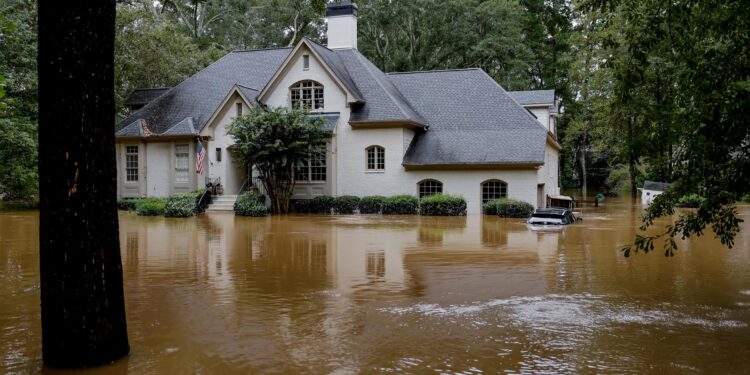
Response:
38,0,129,367
586,0,750,256
228,107,327,214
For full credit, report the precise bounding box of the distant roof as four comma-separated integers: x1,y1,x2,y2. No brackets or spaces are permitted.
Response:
390,69,547,166
643,181,671,191
508,90,555,106
124,87,171,107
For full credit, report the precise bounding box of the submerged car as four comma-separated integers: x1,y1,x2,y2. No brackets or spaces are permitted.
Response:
527,208,577,225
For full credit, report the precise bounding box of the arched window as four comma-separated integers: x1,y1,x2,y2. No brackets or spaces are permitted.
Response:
366,146,385,171
418,179,443,198
290,80,324,110
481,179,507,203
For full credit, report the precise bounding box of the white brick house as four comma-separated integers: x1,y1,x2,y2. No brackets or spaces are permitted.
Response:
115,2,561,214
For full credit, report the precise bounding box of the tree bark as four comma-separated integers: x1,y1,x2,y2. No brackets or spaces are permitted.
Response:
38,0,129,368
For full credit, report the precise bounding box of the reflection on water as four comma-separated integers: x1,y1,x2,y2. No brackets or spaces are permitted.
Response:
2,197,750,374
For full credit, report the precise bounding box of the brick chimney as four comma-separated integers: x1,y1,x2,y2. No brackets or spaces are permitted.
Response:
326,2,358,49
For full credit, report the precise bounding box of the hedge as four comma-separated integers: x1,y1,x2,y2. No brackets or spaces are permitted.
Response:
382,194,419,215
135,198,166,216
117,199,138,211
294,199,312,213
492,198,534,218
309,195,335,213
359,195,387,214
234,192,268,216
334,195,360,214
419,194,467,216
677,193,704,208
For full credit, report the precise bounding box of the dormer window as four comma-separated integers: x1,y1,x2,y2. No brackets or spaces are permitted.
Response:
303,55,310,70
290,80,324,110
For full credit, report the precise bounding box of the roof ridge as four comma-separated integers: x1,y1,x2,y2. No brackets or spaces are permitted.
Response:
386,68,482,75
235,83,259,91
229,46,294,53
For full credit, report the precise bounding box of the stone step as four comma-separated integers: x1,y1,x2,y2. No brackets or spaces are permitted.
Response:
206,204,235,212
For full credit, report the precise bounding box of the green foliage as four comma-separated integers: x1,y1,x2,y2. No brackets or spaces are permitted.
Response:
234,193,268,217
382,195,419,215
309,195,335,214
358,195,387,214
677,194,705,209
358,0,535,89
599,0,750,256
0,118,37,201
117,199,138,211
228,107,327,214
419,194,467,216
294,199,312,213
482,199,500,215
334,195,360,214
115,1,225,117
493,198,534,218
135,198,166,216
0,0,37,119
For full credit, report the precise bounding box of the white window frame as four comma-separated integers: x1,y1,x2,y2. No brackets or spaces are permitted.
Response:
365,145,385,172
174,143,190,183
125,145,139,182
303,54,310,70
417,179,443,198
481,179,508,204
295,146,326,183
290,80,324,110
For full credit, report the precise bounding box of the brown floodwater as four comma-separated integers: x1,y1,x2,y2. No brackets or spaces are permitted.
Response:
2,197,750,374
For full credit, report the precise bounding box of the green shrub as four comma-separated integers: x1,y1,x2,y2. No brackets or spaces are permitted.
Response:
294,199,312,213
117,199,138,211
482,199,499,215
135,198,166,216
234,193,267,216
334,195,360,214
420,194,467,216
359,195,387,214
309,195,335,214
677,193,705,208
164,194,197,217
494,198,534,218
382,194,419,215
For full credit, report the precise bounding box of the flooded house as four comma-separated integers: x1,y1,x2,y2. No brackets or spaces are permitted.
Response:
113,2,561,214
641,180,671,205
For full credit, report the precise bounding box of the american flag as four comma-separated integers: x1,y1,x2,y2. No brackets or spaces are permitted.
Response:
196,141,206,174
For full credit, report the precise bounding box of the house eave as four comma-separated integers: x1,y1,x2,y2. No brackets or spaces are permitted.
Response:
349,119,427,132
402,162,542,171
547,132,562,151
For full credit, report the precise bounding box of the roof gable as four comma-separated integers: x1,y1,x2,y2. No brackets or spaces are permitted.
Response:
200,85,257,137
256,38,363,105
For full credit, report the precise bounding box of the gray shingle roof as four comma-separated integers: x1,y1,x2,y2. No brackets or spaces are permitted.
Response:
115,119,145,137
508,90,555,106
643,181,671,191
124,87,171,107
161,117,198,136
116,47,292,136
305,39,364,102
335,48,426,125
389,69,547,165
307,112,339,132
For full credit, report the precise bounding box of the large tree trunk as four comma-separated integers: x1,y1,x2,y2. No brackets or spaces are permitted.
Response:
38,0,129,368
